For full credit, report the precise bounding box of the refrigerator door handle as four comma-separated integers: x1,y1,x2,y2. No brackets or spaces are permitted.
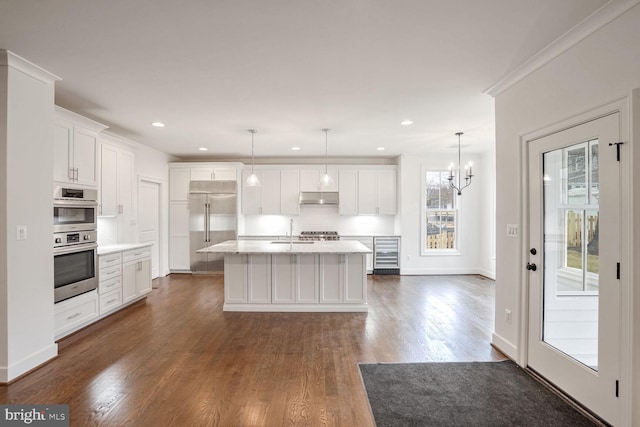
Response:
206,202,211,242
204,202,210,242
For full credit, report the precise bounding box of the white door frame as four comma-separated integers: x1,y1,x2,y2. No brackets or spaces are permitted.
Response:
138,174,165,278
518,95,632,424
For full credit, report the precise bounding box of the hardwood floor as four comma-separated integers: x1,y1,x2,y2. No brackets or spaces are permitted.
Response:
0,274,505,426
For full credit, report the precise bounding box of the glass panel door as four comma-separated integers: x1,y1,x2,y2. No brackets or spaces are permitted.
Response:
527,113,620,425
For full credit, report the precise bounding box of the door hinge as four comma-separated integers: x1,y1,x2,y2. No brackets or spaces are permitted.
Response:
608,142,623,161
616,380,619,397
616,262,620,280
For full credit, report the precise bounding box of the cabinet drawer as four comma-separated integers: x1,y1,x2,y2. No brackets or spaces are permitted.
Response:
123,247,151,263
55,291,98,336
99,253,121,269
99,264,121,282
99,289,123,315
99,276,121,294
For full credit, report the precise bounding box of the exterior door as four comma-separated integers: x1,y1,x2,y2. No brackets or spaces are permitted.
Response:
527,113,620,424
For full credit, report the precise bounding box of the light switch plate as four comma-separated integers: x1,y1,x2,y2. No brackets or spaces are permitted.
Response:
16,225,27,240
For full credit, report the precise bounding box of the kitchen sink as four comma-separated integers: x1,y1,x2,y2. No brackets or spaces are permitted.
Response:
270,241,315,244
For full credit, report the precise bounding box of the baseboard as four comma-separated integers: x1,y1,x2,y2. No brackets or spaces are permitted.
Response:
491,332,519,362
477,269,496,280
400,267,495,277
223,303,369,312
0,343,58,383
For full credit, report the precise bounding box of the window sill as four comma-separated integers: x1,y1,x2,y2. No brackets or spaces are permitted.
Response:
420,250,462,257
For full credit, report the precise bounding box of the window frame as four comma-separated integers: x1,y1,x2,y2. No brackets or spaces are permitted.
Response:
421,166,461,256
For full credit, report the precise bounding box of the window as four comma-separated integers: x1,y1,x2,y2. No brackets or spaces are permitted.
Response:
423,170,456,252
545,139,599,294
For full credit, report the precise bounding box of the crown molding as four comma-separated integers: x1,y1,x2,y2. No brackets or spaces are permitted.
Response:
0,49,61,84
484,0,640,97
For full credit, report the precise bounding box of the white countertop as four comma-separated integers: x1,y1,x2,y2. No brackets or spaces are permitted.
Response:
197,240,372,254
98,242,153,255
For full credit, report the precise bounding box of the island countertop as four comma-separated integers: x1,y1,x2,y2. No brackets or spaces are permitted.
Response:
197,239,372,255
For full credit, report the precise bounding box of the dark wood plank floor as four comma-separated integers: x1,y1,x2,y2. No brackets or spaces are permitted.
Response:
0,274,505,426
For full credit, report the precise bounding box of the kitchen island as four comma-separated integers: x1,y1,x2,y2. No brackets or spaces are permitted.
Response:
197,240,371,312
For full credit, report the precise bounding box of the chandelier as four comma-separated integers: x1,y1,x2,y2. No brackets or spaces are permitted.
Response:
447,132,474,195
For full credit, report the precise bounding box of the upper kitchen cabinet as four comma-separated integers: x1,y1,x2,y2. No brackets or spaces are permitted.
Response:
280,169,300,215
242,170,262,214
100,137,134,217
358,168,397,215
190,167,237,181
53,106,108,187
169,167,190,201
241,168,300,215
338,169,358,215
299,168,338,192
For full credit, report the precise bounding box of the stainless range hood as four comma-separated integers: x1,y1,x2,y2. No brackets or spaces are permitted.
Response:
298,191,339,205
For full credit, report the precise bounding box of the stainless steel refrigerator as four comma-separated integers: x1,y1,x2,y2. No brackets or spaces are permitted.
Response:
189,180,237,274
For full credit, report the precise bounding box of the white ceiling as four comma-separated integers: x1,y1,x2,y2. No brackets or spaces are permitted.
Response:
0,0,608,160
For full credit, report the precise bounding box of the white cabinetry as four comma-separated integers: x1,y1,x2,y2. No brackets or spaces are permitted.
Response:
341,236,373,273
53,106,107,187
191,167,237,181
242,170,263,214
319,254,366,303
54,290,99,339
300,168,338,191
357,169,397,215
169,202,190,271
280,170,300,215
247,254,271,303
272,254,318,303
223,252,366,310
98,252,122,315
338,169,358,215
100,142,134,217
122,247,152,304
260,170,281,215
169,168,190,201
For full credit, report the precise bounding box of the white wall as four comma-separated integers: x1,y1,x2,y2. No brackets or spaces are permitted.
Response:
492,4,640,424
398,151,494,276
0,51,59,382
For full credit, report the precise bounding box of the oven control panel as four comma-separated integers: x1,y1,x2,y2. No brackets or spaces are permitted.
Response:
54,231,97,247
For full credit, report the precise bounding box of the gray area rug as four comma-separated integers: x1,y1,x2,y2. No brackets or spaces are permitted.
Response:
359,360,595,426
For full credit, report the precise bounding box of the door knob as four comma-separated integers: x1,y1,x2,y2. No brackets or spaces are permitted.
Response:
526,263,537,271
530,248,537,255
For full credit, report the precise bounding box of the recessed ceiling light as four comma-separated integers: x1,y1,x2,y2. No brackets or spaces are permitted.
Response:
291,146,300,151
377,147,385,151
198,147,208,151
151,121,165,128
400,120,413,126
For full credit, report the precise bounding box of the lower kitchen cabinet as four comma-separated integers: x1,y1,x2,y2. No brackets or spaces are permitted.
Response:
55,244,153,340
122,248,152,304
54,290,99,339
223,253,366,311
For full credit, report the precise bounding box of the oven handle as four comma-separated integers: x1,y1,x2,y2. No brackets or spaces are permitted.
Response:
53,199,98,207
54,243,98,255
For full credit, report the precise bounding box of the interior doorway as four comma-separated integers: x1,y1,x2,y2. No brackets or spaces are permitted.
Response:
138,178,162,279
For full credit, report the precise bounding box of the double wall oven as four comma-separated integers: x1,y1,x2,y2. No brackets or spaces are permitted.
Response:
53,187,98,303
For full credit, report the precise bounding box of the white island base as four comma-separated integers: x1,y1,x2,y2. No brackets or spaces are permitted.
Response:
198,240,370,312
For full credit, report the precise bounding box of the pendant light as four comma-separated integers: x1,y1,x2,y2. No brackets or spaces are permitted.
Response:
447,132,474,195
245,129,261,187
319,128,334,188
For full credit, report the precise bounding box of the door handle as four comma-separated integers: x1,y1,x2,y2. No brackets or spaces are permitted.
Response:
526,263,537,271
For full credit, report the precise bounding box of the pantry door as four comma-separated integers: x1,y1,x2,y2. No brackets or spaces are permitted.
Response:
527,113,620,424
